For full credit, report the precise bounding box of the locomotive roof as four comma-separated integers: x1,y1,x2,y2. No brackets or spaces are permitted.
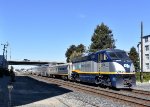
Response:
76,49,125,57
72,49,125,63
72,49,126,63
95,49,125,54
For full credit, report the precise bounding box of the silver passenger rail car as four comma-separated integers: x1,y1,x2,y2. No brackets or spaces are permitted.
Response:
47,63,72,80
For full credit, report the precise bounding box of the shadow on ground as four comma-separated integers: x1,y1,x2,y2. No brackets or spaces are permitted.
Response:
10,76,72,106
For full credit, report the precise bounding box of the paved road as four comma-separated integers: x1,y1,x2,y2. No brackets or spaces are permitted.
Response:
0,76,72,107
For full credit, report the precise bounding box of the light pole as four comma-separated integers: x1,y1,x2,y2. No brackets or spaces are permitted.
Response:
140,22,143,83
8,83,13,107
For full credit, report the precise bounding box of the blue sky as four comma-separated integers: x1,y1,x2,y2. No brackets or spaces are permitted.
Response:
0,0,150,62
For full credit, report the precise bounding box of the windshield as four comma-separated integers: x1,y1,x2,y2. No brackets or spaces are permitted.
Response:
108,52,130,60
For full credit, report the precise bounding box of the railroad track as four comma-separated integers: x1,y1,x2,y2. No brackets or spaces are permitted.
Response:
122,89,150,98
30,75,150,107
131,89,150,96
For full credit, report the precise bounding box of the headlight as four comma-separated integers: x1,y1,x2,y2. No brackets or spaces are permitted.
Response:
117,70,125,73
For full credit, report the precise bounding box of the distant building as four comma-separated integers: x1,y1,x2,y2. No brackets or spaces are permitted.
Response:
137,35,150,72
0,55,8,69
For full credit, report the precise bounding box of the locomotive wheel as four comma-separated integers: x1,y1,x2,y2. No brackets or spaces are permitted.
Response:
98,76,111,88
75,74,80,82
95,77,100,85
106,77,111,87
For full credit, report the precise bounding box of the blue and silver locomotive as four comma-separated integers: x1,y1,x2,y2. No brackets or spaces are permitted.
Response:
71,49,136,88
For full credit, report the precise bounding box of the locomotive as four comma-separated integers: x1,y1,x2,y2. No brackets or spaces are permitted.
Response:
71,49,136,88
32,49,136,89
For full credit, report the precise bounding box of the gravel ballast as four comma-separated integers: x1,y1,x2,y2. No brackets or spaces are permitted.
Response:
1,76,150,107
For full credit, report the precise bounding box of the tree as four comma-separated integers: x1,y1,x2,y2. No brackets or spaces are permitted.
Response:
90,23,116,52
69,51,82,62
65,45,76,63
129,47,140,72
65,44,86,62
76,44,86,53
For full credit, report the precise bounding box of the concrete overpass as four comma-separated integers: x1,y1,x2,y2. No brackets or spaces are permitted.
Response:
8,60,64,65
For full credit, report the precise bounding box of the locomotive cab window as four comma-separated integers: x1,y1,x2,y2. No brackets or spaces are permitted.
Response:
108,52,130,60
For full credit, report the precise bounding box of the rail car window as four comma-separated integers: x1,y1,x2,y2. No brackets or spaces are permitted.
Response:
74,64,81,70
98,53,107,62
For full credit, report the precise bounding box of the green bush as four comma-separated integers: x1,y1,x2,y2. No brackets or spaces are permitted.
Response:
136,72,150,82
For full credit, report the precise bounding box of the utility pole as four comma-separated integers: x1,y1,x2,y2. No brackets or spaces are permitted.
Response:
140,22,143,83
6,42,9,60
10,47,11,60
